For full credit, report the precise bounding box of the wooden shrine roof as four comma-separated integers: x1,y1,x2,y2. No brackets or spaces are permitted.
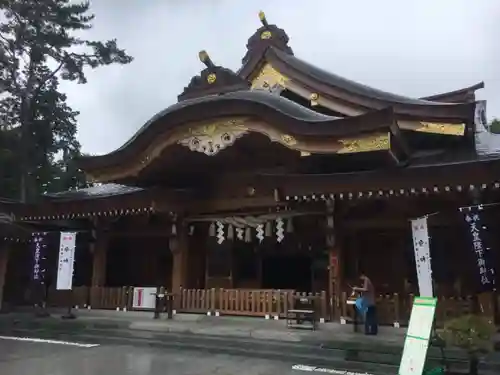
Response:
76,95,408,175
257,154,500,199
72,11,483,182
2,153,499,223
253,46,478,120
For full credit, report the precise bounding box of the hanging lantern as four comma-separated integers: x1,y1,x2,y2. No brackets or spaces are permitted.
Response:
209,222,215,237
227,224,234,240
245,227,251,243
326,234,335,247
265,221,272,237
171,223,177,236
273,188,280,202
327,215,334,229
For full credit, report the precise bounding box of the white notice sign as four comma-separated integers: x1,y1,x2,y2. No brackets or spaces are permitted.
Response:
56,232,76,290
399,337,429,375
399,297,437,375
411,217,434,297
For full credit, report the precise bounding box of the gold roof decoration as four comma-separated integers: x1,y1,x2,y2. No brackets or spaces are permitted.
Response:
198,50,217,83
198,50,215,69
198,50,209,63
259,11,268,27
258,11,271,39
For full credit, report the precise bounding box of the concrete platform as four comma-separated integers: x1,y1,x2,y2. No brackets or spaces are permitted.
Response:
0,308,499,375
0,307,408,344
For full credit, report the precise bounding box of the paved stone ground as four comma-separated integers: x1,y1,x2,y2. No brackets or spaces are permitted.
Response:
2,308,408,345
0,337,362,375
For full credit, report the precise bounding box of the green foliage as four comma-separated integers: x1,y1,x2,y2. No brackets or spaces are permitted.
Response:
490,118,500,134
0,0,133,201
439,314,495,356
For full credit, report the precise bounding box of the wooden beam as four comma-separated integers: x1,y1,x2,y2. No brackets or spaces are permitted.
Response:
256,158,500,196
186,196,282,214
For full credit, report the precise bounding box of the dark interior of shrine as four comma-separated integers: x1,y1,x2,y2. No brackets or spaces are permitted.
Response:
261,254,312,291
106,237,172,287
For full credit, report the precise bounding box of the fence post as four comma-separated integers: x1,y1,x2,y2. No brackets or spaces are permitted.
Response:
320,291,327,322
393,293,400,327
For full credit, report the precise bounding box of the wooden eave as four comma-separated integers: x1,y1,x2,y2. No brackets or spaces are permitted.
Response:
420,82,485,103
255,156,500,198
262,47,476,121
9,188,192,222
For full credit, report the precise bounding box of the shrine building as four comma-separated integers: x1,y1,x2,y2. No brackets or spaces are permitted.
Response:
0,11,497,325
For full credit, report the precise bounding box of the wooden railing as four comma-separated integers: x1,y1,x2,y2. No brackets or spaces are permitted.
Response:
89,286,131,310
45,286,480,326
178,288,328,320
47,286,132,311
339,292,475,327
47,286,89,308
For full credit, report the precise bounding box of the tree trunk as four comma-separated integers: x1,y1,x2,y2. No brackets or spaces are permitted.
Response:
469,355,479,375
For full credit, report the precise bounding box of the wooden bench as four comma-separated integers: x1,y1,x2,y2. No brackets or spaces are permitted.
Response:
286,297,317,330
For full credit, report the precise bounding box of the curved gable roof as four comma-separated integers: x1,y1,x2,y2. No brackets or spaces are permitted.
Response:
76,90,401,171
420,82,484,103
237,12,483,119
268,47,446,107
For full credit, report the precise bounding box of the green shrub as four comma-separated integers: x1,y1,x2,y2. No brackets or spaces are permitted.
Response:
440,314,495,355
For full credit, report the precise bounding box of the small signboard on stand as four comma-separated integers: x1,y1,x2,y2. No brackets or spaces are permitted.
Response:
399,296,437,375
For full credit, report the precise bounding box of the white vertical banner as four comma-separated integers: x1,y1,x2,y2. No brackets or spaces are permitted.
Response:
56,232,77,291
411,217,434,297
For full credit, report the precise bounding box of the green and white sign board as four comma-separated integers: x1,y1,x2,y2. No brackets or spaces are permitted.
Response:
398,296,437,375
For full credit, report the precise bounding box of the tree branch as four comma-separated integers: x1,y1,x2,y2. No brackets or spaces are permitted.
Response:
31,59,65,100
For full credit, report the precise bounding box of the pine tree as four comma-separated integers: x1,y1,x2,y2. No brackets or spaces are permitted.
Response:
490,119,500,134
0,0,133,201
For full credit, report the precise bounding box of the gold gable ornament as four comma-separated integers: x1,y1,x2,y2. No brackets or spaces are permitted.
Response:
261,31,272,39
337,134,390,154
310,93,319,107
207,73,216,84
281,134,297,146
178,119,249,156
416,122,465,136
251,63,288,93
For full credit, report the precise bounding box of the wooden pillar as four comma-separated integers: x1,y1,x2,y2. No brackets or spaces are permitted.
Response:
91,231,108,287
171,226,189,293
329,245,344,321
326,199,344,321
0,244,10,311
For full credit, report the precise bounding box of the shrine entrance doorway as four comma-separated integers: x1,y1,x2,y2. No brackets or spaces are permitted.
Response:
261,254,312,292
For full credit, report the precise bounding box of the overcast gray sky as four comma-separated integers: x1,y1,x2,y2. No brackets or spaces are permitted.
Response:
60,0,500,156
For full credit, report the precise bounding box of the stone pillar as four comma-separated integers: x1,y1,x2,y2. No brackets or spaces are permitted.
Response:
0,245,10,311
91,230,108,287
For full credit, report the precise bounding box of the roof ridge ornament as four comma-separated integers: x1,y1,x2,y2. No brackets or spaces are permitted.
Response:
240,10,293,67
198,50,215,70
259,11,269,28
177,51,250,101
